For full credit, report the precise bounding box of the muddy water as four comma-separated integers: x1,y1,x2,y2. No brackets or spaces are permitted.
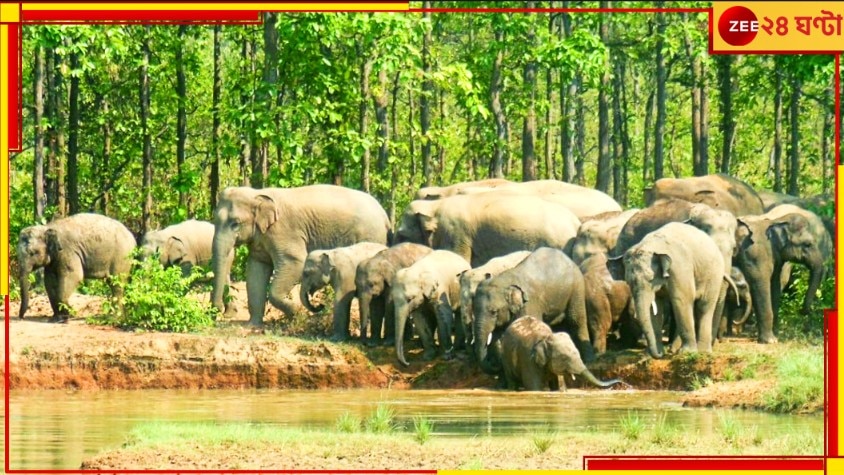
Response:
7,389,823,470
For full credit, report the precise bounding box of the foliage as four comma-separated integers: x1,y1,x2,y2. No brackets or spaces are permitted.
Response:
335,412,362,433
650,413,678,447
412,416,434,445
618,411,645,441
762,349,823,413
530,425,557,454
363,403,396,434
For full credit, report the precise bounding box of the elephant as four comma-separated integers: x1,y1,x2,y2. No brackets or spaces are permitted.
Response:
355,243,434,346
571,209,640,264
457,180,623,221
140,219,215,277
17,213,136,321
644,173,765,216
396,199,442,245
757,191,834,246
415,178,512,200
458,250,531,350
473,247,596,374
579,253,633,354
299,242,388,341
393,250,471,366
720,266,753,337
499,316,623,391
624,223,733,358
397,191,581,266
734,205,832,343
209,185,392,327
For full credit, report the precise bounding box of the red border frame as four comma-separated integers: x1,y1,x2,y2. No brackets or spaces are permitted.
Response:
2,3,838,473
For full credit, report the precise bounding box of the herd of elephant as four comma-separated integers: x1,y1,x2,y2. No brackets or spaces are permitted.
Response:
16,174,833,392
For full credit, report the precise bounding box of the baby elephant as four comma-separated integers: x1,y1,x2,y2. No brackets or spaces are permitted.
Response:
720,266,753,337
299,242,388,341
141,219,215,277
579,253,633,354
500,316,623,391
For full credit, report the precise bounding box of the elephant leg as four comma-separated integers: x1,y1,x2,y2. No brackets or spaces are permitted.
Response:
266,257,305,318
414,309,437,361
245,257,273,327
503,368,519,390
710,282,728,344
453,308,467,352
44,271,61,318
383,292,397,345
435,303,455,359
367,295,387,346
107,275,127,317
331,291,355,341
52,266,83,322
588,297,611,354
669,294,697,354
548,374,562,391
770,265,784,335
522,367,546,391
694,296,716,353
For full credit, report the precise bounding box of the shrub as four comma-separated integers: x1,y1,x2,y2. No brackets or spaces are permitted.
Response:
763,349,823,413
335,412,362,433
618,411,645,441
364,403,395,434
412,417,434,445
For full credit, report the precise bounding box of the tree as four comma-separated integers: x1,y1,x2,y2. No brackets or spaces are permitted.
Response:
32,41,45,221
421,2,433,186
140,25,152,235
595,0,612,192
521,0,538,182
653,4,666,181
210,25,221,211
176,25,188,210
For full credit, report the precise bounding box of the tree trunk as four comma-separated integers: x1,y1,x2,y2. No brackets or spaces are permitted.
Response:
684,23,703,176
408,85,417,178
643,90,654,184
773,61,783,192
390,70,401,226
45,47,64,215
176,25,188,210
33,43,45,221
699,54,709,175
359,50,373,193
788,75,801,196
574,93,586,185
67,38,80,215
822,84,833,194
654,4,666,181
490,27,506,179
612,55,630,204
421,1,433,186
100,99,111,214
239,37,253,187
375,68,389,174
210,25,222,212
255,12,278,188
140,25,153,235
717,54,735,175
560,3,576,182
522,0,538,182
596,0,611,192
437,87,446,184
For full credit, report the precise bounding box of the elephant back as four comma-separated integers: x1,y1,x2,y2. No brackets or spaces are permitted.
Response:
650,173,765,216
52,213,137,270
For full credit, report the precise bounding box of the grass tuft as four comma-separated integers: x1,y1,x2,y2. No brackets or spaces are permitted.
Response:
530,425,557,454
364,403,396,434
762,349,823,413
618,411,645,441
412,417,434,445
650,413,678,447
335,412,362,433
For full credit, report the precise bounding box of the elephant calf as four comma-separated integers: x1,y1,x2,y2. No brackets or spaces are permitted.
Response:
579,253,633,354
720,266,752,337
17,213,137,321
141,219,215,277
299,242,387,341
499,316,622,391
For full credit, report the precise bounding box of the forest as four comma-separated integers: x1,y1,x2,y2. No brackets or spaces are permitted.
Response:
9,1,840,244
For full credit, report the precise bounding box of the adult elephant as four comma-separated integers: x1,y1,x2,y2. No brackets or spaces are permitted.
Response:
415,178,512,200
624,223,734,358
473,247,596,374
210,185,392,327
17,213,136,321
299,242,387,341
499,316,622,391
645,173,765,216
141,219,215,277
398,192,581,267
757,191,834,245
735,205,832,343
355,243,434,346
393,250,471,365
571,209,639,264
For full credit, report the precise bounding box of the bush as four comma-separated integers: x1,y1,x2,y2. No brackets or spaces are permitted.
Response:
618,411,645,441
412,417,434,445
335,412,362,433
364,403,396,434
101,252,217,332
763,349,823,413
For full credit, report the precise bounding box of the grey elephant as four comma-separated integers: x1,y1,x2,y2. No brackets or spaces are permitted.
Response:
299,242,387,341
720,266,753,337
735,205,832,343
580,253,633,354
415,178,512,200
210,185,392,327
140,219,215,277
645,173,765,216
17,213,136,321
624,223,733,358
758,191,834,242
458,250,531,350
499,316,623,391
571,209,639,264
398,192,581,266
473,247,596,374
355,243,434,346
393,250,471,366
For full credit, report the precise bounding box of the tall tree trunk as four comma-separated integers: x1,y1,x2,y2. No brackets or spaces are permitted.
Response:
45,48,64,215
544,11,555,179
140,25,153,235
490,26,506,179
773,60,783,192
718,54,735,175
699,55,709,175
67,38,80,215
612,55,631,205
822,84,833,194
389,70,401,226
521,0,538,182
100,99,111,214
653,4,666,181
619,58,632,205
437,87,446,184
684,23,703,176
788,75,801,196
560,6,577,182
408,85,417,178
239,37,252,187
359,49,373,193
210,25,222,212
642,90,654,184
574,94,586,185
176,25,187,210
375,68,389,174
596,0,611,192
421,1,433,186
254,12,277,188
33,43,45,221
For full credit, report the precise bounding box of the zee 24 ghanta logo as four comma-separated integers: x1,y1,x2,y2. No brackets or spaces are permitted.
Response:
718,5,843,47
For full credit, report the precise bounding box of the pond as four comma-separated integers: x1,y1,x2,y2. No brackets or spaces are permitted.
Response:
6,388,824,470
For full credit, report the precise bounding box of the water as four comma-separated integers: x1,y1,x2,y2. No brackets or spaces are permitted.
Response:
6,389,823,470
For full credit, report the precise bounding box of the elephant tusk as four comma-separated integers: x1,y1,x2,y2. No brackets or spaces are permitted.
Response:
487,333,493,346
651,300,658,316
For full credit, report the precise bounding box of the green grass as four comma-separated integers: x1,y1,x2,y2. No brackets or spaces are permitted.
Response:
412,417,434,445
618,411,645,441
364,403,396,434
530,425,557,454
716,411,744,446
650,413,678,447
335,412,362,433
762,349,823,413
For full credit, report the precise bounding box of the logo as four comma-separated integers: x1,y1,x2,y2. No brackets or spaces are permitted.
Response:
718,5,759,46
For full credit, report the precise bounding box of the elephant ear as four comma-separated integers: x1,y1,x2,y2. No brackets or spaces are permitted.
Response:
735,219,755,252
416,212,437,247
694,190,718,207
505,285,528,316
655,253,672,279
531,339,549,368
420,272,439,300
254,194,278,233
685,203,711,224
319,252,334,272
165,236,188,265
770,214,811,249
45,228,62,255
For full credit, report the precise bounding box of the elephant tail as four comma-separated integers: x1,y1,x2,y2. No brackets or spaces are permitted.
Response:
580,369,623,389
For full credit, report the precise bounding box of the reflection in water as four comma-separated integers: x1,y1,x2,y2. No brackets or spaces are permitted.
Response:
8,389,823,470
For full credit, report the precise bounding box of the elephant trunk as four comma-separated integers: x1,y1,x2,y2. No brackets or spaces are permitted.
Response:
475,317,501,374
395,302,410,367
579,368,623,388
210,229,236,312
299,281,325,314
358,292,372,341
634,291,663,358
802,264,825,314
18,263,31,319
735,292,753,325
